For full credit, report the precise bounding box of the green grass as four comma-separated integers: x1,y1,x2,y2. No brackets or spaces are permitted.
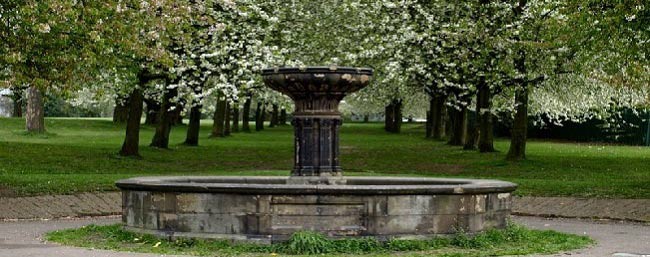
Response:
45,223,593,256
1,117,649,198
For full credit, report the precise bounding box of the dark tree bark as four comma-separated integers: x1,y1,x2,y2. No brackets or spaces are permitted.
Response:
261,104,267,129
270,104,279,128
211,96,227,137
384,99,402,133
447,106,468,146
432,94,446,139
25,86,45,133
113,96,129,123
224,101,231,136
280,108,288,125
507,86,529,161
242,96,252,132
170,102,184,126
363,114,369,123
150,83,178,149
119,88,144,157
464,110,478,150
144,98,161,125
477,79,496,152
232,105,240,133
11,87,24,117
184,104,201,146
255,102,264,131
506,0,531,161
384,104,394,132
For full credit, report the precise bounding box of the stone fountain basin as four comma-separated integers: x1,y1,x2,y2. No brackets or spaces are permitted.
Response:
117,176,516,243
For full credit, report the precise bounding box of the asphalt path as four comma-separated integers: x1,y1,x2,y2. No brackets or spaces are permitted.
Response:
0,216,647,257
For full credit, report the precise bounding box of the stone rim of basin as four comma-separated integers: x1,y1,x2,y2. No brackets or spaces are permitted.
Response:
115,176,517,195
261,66,373,75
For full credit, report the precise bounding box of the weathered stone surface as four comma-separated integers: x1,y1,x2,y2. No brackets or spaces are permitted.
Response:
117,177,517,241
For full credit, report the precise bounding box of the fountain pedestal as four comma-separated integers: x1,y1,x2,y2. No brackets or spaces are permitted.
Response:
262,67,372,184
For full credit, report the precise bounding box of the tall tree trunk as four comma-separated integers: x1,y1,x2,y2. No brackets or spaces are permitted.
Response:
150,85,177,148
280,108,288,125
507,86,529,161
113,96,129,123
171,102,184,125
144,99,161,125
477,80,496,152
395,100,402,133
384,104,394,132
25,86,45,133
447,106,467,146
232,105,240,133
431,94,446,139
242,97,252,132
384,99,402,133
224,101,231,136
255,102,264,131
464,108,478,150
11,88,23,117
442,106,449,138
184,103,201,146
211,96,227,137
270,104,279,128
119,88,144,157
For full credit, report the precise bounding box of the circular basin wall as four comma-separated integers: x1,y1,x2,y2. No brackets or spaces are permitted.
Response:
116,176,517,243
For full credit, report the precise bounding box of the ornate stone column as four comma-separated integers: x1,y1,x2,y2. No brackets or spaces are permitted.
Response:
262,67,373,183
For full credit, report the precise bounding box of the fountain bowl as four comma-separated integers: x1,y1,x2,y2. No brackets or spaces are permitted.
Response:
117,176,516,243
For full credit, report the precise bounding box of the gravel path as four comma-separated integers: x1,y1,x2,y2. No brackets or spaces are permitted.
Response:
0,216,648,257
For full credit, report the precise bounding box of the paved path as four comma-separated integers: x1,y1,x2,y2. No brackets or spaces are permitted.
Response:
0,216,187,257
0,216,648,257
2,192,649,222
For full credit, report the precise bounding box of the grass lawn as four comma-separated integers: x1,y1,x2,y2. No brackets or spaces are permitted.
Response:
46,223,593,257
0,117,649,198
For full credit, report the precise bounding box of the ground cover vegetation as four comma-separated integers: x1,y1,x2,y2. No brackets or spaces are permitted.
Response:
46,222,593,256
0,118,648,199
1,0,648,163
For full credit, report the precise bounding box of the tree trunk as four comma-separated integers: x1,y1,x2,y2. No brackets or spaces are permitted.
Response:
363,114,369,123
384,99,402,133
432,94,446,139
477,80,496,152
464,109,478,150
447,106,467,146
144,99,161,125
224,101,231,136
507,86,529,161
442,105,449,138
384,104,394,132
25,86,45,133
211,96,227,137
11,88,23,117
113,96,129,123
270,104,279,128
255,102,264,131
426,110,432,138
280,108,288,125
232,105,240,133
150,85,177,149
171,102,184,125
242,97,252,132
184,104,201,146
119,88,144,157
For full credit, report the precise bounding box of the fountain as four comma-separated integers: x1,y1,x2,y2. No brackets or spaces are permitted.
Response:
116,66,516,243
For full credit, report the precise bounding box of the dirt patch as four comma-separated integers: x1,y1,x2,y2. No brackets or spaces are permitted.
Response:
0,185,16,197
